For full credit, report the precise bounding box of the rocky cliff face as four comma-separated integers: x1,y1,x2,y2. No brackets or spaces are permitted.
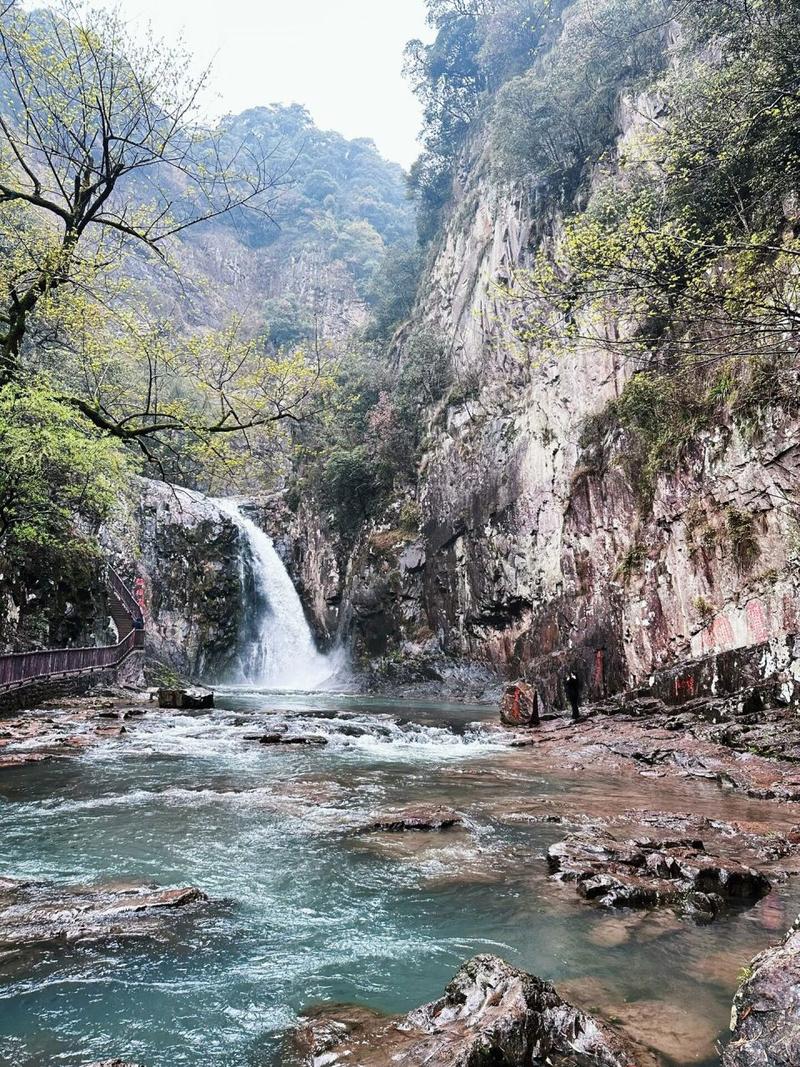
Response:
314,118,800,702
100,123,800,704
103,481,246,681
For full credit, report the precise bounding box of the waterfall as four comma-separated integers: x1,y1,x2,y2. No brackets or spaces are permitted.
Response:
216,499,340,691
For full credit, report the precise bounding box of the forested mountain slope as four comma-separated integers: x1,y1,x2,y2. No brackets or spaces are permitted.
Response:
0,3,413,651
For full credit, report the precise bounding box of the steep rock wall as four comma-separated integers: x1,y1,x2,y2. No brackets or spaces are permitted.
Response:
104,480,245,680
329,134,800,702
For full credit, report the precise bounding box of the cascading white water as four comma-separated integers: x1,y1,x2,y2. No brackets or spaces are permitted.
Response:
216,499,341,690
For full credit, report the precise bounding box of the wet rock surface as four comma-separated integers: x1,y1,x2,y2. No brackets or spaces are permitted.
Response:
0,877,208,960
549,832,771,918
725,913,800,1066
287,954,642,1066
0,693,149,769
497,691,800,803
157,686,214,709
358,806,463,833
246,732,329,746
84,1061,145,1067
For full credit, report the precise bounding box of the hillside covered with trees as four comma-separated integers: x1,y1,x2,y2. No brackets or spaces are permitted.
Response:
0,0,413,648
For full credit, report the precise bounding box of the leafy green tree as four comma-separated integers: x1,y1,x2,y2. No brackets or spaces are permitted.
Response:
264,296,316,350
507,0,800,369
0,0,339,474
364,243,423,347
405,0,558,241
492,0,669,192
0,381,127,560
334,220,386,285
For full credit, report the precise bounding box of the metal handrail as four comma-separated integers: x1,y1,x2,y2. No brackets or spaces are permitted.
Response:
0,570,146,692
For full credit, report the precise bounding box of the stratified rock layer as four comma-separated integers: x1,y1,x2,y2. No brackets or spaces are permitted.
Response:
549,832,771,919
0,877,208,960
288,954,641,1066
725,915,800,1066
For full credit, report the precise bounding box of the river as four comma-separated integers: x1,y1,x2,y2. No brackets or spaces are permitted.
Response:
1,688,797,1066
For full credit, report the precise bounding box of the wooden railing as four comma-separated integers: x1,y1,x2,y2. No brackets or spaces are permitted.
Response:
0,569,145,692
108,567,145,628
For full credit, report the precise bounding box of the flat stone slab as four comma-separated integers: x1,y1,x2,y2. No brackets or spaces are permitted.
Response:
286,954,642,1066
0,877,208,959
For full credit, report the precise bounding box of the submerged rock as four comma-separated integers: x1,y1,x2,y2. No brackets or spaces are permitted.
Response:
725,914,800,1065
287,954,640,1066
360,806,463,833
84,1061,145,1067
548,832,770,918
0,877,208,959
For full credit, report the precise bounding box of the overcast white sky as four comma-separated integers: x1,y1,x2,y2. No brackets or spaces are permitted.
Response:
105,0,431,169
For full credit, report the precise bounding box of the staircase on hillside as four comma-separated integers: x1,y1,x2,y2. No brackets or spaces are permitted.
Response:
107,568,145,641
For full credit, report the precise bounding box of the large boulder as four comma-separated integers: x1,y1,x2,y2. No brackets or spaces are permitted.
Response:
725,916,800,1065
287,954,640,1066
500,681,540,727
157,686,214,709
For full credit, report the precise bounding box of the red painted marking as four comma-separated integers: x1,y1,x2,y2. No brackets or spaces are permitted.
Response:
593,649,605,691
133,577,147,614
674,676,696,698
746,599,769,644
713,616,735,648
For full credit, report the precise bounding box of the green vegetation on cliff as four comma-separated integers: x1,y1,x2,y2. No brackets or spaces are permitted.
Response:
489,0,800,512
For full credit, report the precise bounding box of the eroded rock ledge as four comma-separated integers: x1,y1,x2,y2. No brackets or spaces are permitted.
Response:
0,877,208,963
725,914,800,1066
548,832,770,920
287,954,643,1066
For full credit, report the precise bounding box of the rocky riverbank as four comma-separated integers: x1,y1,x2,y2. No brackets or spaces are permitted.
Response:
0,687,153,769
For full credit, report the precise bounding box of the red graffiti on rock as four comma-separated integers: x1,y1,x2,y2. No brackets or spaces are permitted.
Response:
746,599,769,644
674,676,696,699
593,649,605,692
713,616,735,648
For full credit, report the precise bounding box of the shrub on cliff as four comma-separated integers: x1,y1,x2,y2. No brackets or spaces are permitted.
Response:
492,0,668,193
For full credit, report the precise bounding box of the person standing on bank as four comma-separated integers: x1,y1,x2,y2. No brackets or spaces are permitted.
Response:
564,672,582,723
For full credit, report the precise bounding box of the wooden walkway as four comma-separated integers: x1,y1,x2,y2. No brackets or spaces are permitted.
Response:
0,569,145,691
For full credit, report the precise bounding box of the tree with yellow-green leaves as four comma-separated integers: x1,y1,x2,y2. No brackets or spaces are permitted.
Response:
0,0,336,583
0,0,330,458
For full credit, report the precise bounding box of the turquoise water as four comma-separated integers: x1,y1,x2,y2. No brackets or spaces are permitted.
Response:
1,691,798,1067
